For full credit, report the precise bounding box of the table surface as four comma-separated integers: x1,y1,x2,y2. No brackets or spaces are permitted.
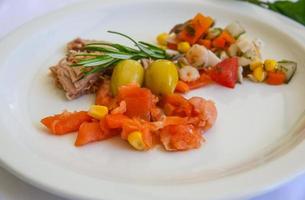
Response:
0,0,305,200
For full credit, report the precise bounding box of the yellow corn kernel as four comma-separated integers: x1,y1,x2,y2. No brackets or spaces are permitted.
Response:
253,67,266,82
250,61,264,71
127,131,145,151
264,59,278,72
177,42,191,53
156,33,169,46
159,45,167,50
88,105,108,120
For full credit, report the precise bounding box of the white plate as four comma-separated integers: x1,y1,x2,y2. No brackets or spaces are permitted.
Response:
0,0,305,199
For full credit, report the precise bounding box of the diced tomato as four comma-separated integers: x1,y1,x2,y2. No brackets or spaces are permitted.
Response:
160,124,202,151
41,111,91,135
118,84,153,120
209,57,238,88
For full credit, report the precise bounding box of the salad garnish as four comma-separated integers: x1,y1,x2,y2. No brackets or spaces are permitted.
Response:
42,12,297,152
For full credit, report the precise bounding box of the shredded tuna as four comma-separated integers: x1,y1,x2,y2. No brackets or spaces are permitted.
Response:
49,38,102,100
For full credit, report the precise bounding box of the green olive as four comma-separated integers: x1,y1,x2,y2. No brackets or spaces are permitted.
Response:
111,60,144,96
145,60,178,95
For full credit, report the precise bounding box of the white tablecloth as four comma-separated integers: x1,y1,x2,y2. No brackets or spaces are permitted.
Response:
0,0,305,199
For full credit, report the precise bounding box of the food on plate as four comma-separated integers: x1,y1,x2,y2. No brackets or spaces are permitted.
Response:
41,12,297,151
42,84,217,151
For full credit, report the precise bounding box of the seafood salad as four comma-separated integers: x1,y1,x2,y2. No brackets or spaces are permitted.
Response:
41,13,296,152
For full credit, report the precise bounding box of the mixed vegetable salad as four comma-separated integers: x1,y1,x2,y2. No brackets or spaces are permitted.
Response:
41,13,297,151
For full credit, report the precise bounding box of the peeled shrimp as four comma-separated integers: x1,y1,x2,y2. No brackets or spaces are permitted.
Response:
186,44,220,68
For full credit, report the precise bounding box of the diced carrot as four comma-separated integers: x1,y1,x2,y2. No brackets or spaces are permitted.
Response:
178,13,214,44
221,31,235,43
212,31,235,49
105,113,130,129
41,111,91,135
118,84,153,120
266,71,286,85
198,39,212,49
95,79,117,109
160,124,202,151
175,81,190,93
187,72,213,89
212,37,226,49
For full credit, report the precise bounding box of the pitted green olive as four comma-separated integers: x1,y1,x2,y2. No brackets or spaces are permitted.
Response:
145,60,178,95
111,60,144,96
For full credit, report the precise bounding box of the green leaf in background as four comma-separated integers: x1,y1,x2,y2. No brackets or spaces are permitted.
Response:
240,0,305,26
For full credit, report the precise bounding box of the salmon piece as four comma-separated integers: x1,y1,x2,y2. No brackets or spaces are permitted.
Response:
160,124,202,151
95,79,117,110
163,116,188,127
75,121,119,146
118,84,153,120
189,97,217,131
41,111,91,135
105,113,130,129
161,94,193,117
121,118,155,149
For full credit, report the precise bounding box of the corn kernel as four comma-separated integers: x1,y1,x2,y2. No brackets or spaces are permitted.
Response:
250,61,264,71
253,67,266,82
159,45,167,50
88,105,108,120
177,42,191,53
264,59,278,72
156,33,169,46
127,131,145,151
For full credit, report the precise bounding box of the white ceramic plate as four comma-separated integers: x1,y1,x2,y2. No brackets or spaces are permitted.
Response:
1,0,305,199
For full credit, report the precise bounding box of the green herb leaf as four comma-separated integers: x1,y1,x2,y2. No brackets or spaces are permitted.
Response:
240,0,305,26
72,31,171,76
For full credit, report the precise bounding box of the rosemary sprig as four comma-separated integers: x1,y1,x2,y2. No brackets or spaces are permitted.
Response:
72,31,171,76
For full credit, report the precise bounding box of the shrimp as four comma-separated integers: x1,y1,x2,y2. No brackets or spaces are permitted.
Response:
186,44,220,68
179,65,200,82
